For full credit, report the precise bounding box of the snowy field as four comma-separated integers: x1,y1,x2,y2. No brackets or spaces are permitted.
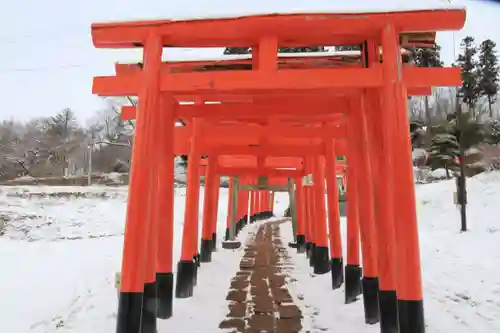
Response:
1,172,499,332
284,171,500,333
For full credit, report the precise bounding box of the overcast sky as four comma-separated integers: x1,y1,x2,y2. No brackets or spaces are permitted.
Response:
0,0,498,123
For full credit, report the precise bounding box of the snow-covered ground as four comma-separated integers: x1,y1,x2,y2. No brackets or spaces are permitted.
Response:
284,171,500,333
1,172,499,332
0,184,289,333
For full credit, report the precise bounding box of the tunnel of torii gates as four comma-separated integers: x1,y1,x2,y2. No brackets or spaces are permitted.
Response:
91,7,466,333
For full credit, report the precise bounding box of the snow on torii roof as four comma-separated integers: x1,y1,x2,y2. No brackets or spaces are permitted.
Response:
95,3,465,24
92,6,466,50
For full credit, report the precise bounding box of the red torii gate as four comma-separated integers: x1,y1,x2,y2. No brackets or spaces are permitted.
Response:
91,7,465,333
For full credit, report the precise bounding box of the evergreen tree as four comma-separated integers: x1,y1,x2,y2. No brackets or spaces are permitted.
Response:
453,38,482,233
410,120,425,148
477,39,499,118
412,44,443,67
426,133,460,179
451,37,485,179
456,36,480,111
223,47,251,55
178,154,208,169
412,44,444,145
48,108,77,139
335,45,361,51
449,112,485,150
224,46,326,55
278,46,326,53
179,154,188,167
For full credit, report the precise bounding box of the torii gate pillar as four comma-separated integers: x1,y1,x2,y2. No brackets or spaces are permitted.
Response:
382,24,425,333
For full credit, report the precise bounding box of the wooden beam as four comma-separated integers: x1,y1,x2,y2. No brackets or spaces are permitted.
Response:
170,126,347,155
207,144,324,157
217,156,304,169
217,167,304,178
173,123,345,141
92,68,381,96
92,67,459,97
118,86,431,121
200,124,345,139
239,176,289,186
403,67,461,87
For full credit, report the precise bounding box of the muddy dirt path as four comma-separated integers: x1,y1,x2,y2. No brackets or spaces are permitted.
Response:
219,222,302,333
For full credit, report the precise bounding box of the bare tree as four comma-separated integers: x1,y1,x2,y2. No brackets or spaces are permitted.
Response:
85,98,137,173
89,97,136,148
0,119,49,179
408,96,425,122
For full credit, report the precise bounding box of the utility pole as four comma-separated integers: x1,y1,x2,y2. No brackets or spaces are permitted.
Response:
87,136,94,186
457,101,468,232
448,0,467,231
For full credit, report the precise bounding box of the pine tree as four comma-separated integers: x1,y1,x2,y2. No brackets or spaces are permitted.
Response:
449,112,485,150
179,154,188,167
178,154,208,169
224,46,327,55
48,108,77,139
426,133,460,179
412,44,444,145
454,37,481,233
223,47,251,55
456,36,480,111
412,44,443,68
410,120,425,148
477,39,499,118
278,46,326,53
335,45,361,51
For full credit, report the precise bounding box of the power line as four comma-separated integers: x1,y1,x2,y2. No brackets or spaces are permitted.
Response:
0,26,89,42
0,47,226,73
0,33,92,46
0,64,92,73
1,37,91,46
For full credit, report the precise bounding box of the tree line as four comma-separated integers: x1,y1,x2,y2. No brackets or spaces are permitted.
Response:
0,98,134,181
1,39,499,181
410,37,500,178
